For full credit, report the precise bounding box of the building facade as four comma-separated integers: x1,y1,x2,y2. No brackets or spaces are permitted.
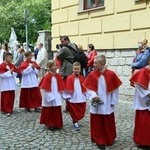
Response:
51,0,150,101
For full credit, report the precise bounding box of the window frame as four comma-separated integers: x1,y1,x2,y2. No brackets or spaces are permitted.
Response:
78,0,105,13
84,0,104,10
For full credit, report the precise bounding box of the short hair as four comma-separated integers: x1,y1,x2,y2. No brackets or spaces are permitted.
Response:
47,60,56,69
88,44,94,50
19,48,25,53
24,51,32,57
73,61,81,67
94,54,106,65
39,43,43,47
4,52,13,58
60,35,70,42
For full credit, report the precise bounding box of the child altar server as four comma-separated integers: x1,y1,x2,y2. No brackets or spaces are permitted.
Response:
19,51,42,112
39,60,65,131
83,55,122,150
0,52,17,116
63,62,87,131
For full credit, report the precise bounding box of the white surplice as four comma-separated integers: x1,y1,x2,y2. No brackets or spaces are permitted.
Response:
0,65,17,92
42,76,62,107
21,63,39,88
133,83,150,111
62,78,87,103
88,75,119,115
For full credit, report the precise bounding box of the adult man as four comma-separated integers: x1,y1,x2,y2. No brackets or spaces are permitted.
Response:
36,42,48,81
83,55,122,150
57,35,78,80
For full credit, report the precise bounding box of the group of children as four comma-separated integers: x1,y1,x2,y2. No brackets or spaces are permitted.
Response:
39,61,88,131
2,51,150,149
0,52,42,116
0,52,88,132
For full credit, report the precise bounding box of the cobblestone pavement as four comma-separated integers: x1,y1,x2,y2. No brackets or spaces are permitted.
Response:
0,88,145,150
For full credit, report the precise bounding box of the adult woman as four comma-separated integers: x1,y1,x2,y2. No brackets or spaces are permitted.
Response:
131,38,150,74
85,44,97,77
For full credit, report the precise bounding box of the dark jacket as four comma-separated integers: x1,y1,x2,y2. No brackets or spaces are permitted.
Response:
57,43,77,77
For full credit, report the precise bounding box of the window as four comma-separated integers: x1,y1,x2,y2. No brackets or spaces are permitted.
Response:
84,0,104,10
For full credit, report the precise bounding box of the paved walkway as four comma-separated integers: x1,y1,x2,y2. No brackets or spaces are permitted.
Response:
0,88,144,150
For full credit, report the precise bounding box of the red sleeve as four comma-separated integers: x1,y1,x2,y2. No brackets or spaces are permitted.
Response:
0,63,7,73
87,50,97,67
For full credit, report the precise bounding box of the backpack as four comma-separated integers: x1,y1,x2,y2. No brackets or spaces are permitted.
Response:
64,44,88,68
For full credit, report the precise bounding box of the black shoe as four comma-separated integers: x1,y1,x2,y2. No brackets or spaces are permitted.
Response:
25,108,31,112
97,144,106,150
34,108,41,112
91,140,95,143
137,145,150,149
48,126,55,131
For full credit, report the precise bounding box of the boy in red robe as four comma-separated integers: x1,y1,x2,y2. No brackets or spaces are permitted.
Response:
83,55,122,150
39,60,65,131
63,62,87,131
130,64,150,149
0,52,18,116
19,51,42,112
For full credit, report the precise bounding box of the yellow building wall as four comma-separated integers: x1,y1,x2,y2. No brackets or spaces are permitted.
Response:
51,0,150,50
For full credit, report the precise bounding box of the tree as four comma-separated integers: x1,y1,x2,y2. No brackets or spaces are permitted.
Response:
0,0,51,45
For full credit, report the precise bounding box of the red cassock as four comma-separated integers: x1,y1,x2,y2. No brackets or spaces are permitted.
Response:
19,61,42,109
1,91,15,113
83,69,122,146
40,106,63,128
19,87,42,109
90,113,116,146
65,74,87,122
0,62,17,113
39,73,65,128
130,67,150,146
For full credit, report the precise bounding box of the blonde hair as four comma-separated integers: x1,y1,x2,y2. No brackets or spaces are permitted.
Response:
78,44,83,51
94,54,106,65
138,38,148,46
73,61,81,67
47,60,56,70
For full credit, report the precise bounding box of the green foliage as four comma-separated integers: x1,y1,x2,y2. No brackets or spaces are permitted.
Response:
0,0,51,45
